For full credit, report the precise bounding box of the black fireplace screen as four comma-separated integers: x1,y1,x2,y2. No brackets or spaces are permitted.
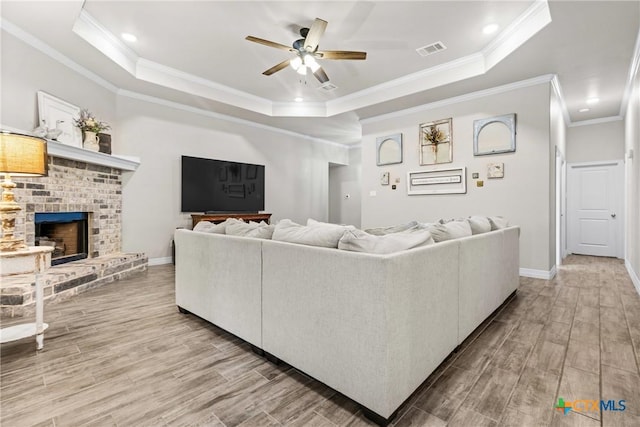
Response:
35,212,88,266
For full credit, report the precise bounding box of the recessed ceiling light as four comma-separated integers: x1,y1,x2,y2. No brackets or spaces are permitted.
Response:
579,108,590,113
586,97,599,105
294,97,303,102
483,24,499,35
121,33,137,43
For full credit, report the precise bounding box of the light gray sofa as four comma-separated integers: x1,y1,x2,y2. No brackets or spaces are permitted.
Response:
174,226,520,423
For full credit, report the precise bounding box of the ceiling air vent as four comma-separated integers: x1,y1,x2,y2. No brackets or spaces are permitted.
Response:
416,41,447,57
318,82,338,92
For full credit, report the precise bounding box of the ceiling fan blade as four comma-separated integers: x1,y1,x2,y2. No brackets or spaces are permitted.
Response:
317,50,367,60
246,36,294,52
304,18,328,51
313,66,330,84
263,59,291,76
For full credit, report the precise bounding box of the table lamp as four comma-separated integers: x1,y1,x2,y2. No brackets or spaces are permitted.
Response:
0,131,48,252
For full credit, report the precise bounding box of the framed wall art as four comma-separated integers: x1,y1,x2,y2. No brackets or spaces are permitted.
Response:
407,167,466,195
376,133,403,166
473,113,516,156
37,91,82,147
487,162,504,178
420,118,452,165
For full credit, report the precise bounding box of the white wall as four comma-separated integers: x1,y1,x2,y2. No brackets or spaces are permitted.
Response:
329,147,362,227
566,120,625,163
361,83,553,273
0,31,116,138
1,28,349,263
625,63,640,291
116,96,348,261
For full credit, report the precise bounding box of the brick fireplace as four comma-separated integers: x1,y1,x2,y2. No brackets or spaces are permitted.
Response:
1,148,147,317
16,156,123,255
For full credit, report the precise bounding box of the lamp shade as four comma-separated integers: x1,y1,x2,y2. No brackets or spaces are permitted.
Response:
0,132,48,176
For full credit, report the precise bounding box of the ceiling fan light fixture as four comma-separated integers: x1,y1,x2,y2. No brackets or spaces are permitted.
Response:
297,64,308,75
304,55,320,72
290,56,302,70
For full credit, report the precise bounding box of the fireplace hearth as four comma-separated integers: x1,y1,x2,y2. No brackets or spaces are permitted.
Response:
35,212,89,266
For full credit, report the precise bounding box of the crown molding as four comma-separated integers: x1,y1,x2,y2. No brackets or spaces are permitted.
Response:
0,17,350,148
483,0,552,70
116,89,350,150
67,2,551,119
0,18,118,93
550,75,571,126
568,115,623,128
72,9,138,75
360,74,555,125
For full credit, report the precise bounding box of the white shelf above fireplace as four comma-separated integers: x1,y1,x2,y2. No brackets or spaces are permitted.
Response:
46,140,140,171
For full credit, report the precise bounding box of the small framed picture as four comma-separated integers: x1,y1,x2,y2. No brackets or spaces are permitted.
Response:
381,172,390,185
487,162,504,179
37,91,82,147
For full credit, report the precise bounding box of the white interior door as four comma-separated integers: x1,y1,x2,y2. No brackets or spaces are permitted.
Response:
567,161,623,257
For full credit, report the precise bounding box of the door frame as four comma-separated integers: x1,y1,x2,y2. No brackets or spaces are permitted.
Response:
555,147,567,266
566,160,624,258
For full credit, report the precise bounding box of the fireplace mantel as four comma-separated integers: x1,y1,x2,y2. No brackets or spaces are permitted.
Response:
47,140,140,171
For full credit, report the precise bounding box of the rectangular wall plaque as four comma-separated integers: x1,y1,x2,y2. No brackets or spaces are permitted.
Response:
407,167,466,195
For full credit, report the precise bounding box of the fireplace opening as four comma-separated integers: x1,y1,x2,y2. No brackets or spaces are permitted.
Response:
35,212,89,266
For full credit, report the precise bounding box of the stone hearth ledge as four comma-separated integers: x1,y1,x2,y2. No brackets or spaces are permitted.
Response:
0,253,147,317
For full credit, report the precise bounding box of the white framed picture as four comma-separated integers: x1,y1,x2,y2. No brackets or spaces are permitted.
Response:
37,91,82,147
407,167,466,195
487,162,505,178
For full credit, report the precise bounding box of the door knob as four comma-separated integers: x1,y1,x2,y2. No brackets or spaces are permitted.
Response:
611,213,616,218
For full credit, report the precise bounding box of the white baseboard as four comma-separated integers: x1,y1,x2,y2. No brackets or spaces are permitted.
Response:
519,266,557,280
625,259,640,296
149,257,172,266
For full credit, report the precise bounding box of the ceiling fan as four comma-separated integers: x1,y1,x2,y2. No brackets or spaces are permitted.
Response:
245,18,367,84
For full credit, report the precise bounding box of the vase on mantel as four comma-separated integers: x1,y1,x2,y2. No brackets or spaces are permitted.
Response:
83,131,100,152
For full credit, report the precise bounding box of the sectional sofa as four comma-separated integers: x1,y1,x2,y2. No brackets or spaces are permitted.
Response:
174,222,519,424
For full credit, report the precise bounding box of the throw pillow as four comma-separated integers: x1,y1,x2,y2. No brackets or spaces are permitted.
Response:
193,219,235,234
226,221,275,239
273,219,353,248
338,229,434,254
488,216,509,230
422,220,472,242
306,218,355,231
467,216,492,235
364,221,419,236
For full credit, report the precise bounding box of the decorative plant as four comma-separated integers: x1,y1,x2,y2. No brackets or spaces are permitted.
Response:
73,109,110,133
424,124,447,145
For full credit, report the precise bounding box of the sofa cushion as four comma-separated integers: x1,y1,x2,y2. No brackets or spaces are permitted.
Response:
307,218,355,231
338,228,434,254
438,217,464,224
488,216,509,230
273,219,353,248
467,216,492,235
226,220,275,239
364,221,419,236
193,219,233,234
423,220,472,242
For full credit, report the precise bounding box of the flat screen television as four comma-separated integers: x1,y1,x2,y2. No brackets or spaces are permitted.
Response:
181,155,265,213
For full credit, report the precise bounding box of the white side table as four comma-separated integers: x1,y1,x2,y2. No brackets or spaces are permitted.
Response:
0,246,54,350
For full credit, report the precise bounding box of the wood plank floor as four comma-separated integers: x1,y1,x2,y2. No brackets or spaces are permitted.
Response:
1,255,639,426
